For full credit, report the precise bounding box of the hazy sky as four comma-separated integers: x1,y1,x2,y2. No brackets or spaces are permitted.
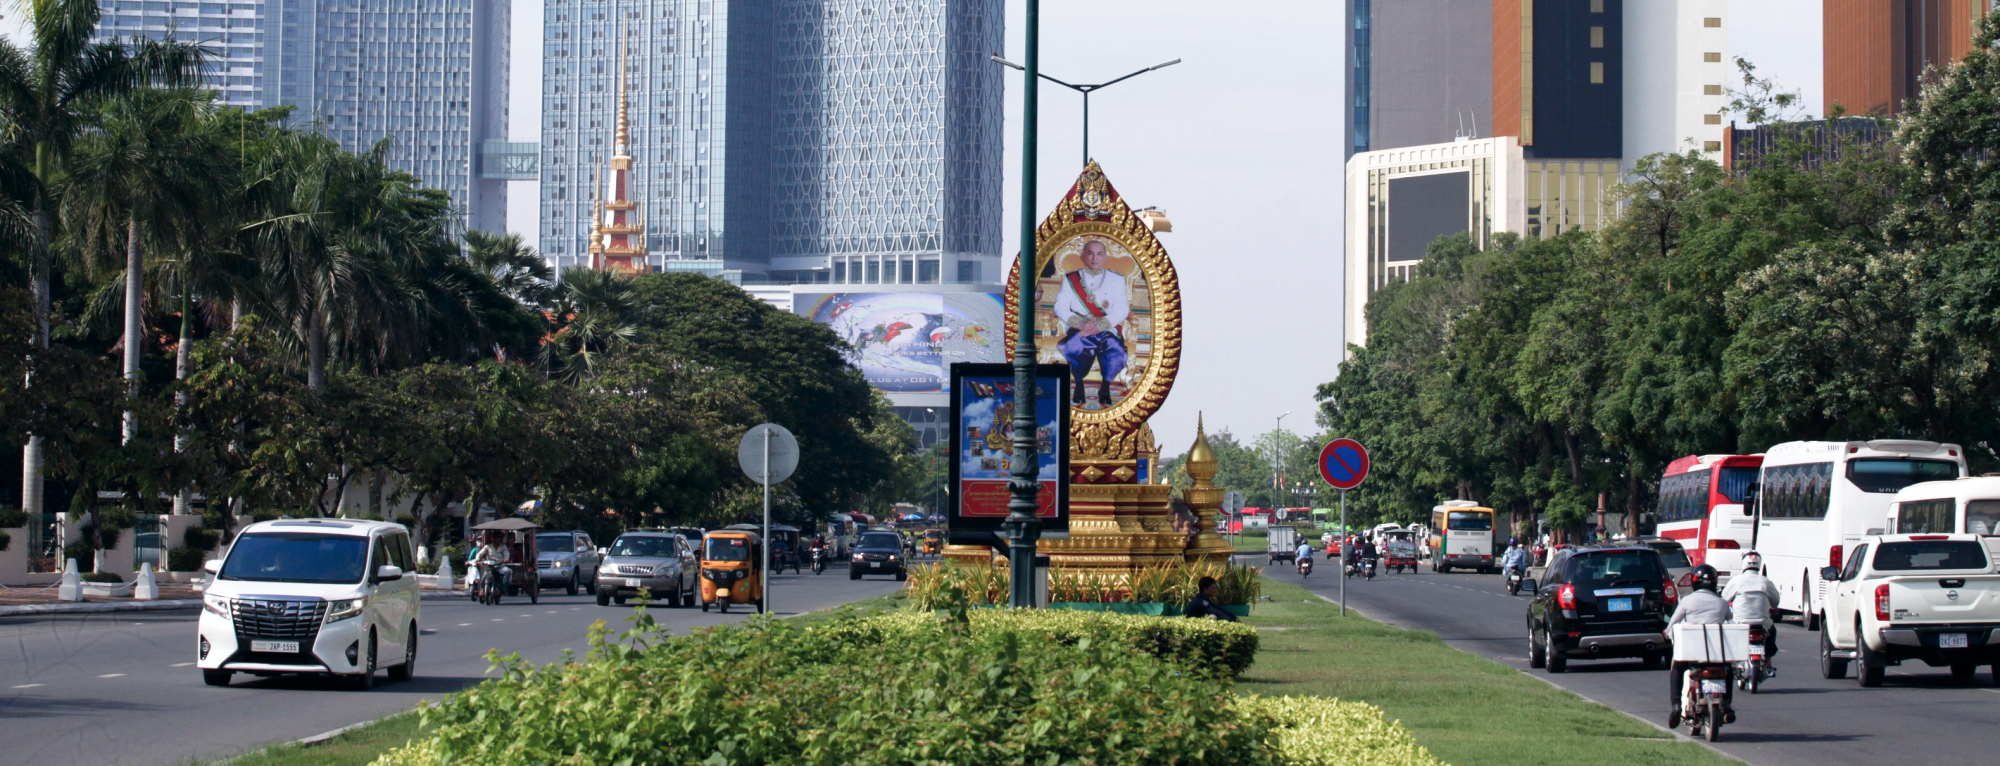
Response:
3,0,1829,458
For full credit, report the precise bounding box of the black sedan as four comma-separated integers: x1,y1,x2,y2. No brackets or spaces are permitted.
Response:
849,531,907,581
1527,544,1676,672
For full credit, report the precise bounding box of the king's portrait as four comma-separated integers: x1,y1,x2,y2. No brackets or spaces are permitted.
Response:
1054,238,1130,408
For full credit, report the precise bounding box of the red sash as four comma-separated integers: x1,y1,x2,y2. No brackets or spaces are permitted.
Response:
1066,271,1108,318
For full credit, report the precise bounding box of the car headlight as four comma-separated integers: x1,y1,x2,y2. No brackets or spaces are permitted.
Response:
887,555,898,562
325,597,365,623
203,594,231,619
551,559,568,568
853,554,866,561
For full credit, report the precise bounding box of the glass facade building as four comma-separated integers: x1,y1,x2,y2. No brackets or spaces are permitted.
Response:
539,0,1004,282
95,0,512,233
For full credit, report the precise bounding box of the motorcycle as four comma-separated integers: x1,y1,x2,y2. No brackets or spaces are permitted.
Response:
1363,557,1376,580
1346,557,1361,578
1737,624,1770,693
1678,663,1734,742
1506,565,1524,595
810,547,827,575
471,561,504,606
1297,556,1314,577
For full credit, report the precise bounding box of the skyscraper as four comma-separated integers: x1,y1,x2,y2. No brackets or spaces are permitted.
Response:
538,0,1005,283
96,0,514,233
1825,0,1996,117
1343,0,1493,159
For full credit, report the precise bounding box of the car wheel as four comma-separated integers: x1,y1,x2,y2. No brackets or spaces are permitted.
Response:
1857,625,1886,688
1820,620,1849,679
1545,632,1567,674
701,599,710,613
850,569,861,580
1529,625,1546,668
1643,652,1666,669
614,596,626,605
388,623,417,682
1951,661,1976,679
202,669,232,687
566,571,579,596
895,569,907,582
597,590,611,607
351,629,377,691
683,579,697,608
667,583,683,608
585,571,598,595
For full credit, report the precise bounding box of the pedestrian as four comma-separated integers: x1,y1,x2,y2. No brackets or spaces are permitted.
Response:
1184,576,1238,622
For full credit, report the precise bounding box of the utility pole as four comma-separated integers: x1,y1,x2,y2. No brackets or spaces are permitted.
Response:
1004,0,1043,609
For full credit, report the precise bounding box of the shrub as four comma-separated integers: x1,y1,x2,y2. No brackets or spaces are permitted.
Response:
63,541,95,572
1239,695,1446,766
167,547,208,572
82,571,123,584
182,527,221,551
0,507,27,528
809,609,1258,680
419,544,466,575
0,531,9,552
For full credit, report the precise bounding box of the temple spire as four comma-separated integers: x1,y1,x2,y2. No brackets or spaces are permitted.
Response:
614,20,630,154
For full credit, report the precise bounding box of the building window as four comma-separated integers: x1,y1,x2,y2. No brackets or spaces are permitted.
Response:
1590,26,1603,48
1705,114,1722,124
1704,17,1721,27
957,261,980,283
1703,141,1722,152
1590,0,1603,11
1590,62,1604,84
1704,84,1722,95
1704,51,1722,63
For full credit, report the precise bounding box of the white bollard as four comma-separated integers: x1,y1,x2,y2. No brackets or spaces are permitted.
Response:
435,556,454,590
58,559,82,602
417,545,430,566
135,562,159,600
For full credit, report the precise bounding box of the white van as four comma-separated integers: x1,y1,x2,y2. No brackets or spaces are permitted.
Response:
197,518,420,689
1752,440,1965,628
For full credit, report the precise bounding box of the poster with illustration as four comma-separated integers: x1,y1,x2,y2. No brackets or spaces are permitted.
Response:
948,363,1070,537
797,292,1005,392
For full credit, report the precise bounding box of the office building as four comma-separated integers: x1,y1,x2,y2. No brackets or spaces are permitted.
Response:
1344,0,1493,159
1825,0,1996,117
539,0,1005,284
96,0,516,233
1624,0,1728,160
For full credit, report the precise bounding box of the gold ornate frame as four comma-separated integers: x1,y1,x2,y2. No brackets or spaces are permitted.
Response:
1005,164,1182,463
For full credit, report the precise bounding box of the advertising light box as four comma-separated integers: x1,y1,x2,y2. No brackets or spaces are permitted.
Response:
795,292,1005,393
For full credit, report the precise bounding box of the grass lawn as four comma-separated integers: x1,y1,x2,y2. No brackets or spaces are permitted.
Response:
181,711,427,766
1238,579,1732,766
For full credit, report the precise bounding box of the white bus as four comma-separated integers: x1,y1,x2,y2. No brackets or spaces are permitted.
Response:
1753,440,1965,628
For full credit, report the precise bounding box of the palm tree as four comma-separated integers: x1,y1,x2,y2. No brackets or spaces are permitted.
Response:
0,0,204,526
465,230,555,308
539,267,640,384
60,88,224,442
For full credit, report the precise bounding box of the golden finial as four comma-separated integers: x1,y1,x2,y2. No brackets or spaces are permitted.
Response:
1186,412,1217,481
614,19,630,154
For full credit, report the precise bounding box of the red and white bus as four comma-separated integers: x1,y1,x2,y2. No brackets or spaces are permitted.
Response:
1656,454,1764,571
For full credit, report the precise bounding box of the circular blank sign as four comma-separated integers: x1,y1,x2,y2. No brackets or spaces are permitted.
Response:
738,423,799,485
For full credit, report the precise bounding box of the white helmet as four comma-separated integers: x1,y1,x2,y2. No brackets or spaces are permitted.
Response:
1742,550,1763,572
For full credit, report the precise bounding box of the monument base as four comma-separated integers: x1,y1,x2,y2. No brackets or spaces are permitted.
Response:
1042,462,1187,575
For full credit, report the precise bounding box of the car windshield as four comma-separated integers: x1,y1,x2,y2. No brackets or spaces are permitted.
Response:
1651,545,1692,568
860,533,902,549
610,536,674,558
536,534,574,552
1447,512,1492,531
1566,551,1664,587
1873,541,1988,571
1847,459,1959,493
220,533,368,584
704,537,751,561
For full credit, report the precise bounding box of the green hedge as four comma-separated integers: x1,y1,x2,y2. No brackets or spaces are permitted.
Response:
813,609,1259,679
182,527,221,552
63,542,94,572
0,507,26,528
167,547,207,572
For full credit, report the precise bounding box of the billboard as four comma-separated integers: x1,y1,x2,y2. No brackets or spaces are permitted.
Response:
948,363,1070,538
796,292,1005,393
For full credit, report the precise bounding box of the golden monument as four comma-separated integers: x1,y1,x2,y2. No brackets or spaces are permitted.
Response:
1181,414,1235,563
993,161,1188,574
587,28,648,274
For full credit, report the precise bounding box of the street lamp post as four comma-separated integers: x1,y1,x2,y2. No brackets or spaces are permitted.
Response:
991,54,1181,167
1271,412,1290,510
1004,0,1043,610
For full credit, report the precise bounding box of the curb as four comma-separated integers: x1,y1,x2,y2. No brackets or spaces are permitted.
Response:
0,598,202,617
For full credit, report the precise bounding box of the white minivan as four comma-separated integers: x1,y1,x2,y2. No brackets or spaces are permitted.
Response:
197,518,420,689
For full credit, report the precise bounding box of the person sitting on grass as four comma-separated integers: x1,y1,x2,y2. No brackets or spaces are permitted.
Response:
1184,576,1238,622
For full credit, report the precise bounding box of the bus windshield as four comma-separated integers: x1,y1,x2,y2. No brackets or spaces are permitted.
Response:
1847,459,1958,493
1447,512,1492,531
1716,467,1760,503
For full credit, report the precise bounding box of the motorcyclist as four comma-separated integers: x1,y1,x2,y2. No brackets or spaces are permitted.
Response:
1721,551,1781,673
1501,541,1530,579
1666,564,1734,727
1295,540,1314,573
472,531,513,595
1359,536,1379,568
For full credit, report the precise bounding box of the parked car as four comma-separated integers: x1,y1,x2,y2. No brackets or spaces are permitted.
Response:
536,530,601,596
1527,544,1676,672
850,531,907,580
196,518,420,689
597,531,698,607
1613,536,1694,586
1818,533,2000,686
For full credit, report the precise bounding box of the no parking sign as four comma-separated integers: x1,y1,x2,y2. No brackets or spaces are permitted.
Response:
1318,438,1369,490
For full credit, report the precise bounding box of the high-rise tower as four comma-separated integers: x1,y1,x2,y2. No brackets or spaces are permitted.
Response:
1825,0,1997,117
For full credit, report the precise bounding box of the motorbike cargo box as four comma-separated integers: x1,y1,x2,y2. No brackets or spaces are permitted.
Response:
1672,623,1751,663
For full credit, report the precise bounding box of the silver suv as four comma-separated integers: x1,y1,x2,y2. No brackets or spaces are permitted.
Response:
535,530,602,596
596,531,697,607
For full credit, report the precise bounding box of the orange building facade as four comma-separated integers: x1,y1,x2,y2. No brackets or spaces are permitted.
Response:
1825,0,1995,116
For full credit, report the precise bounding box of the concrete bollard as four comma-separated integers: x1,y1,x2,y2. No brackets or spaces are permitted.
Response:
135,562,159,600
417,545,430,566
58,559,82,602
435,556,454,590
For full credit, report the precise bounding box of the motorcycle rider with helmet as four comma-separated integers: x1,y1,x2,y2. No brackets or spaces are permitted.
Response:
1501,540,1530,583
1666,564,1734,727
1295,539,1314,575
1722,551,1782,674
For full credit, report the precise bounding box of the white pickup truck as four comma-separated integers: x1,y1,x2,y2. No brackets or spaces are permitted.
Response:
1818,533,2000,687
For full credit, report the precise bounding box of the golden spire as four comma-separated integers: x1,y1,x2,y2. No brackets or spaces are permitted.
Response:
1186,412,1217,482
614,19,630,154
1181,411,1231,563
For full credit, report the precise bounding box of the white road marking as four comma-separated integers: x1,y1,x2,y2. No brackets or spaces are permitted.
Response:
97,673,125,679
458,622,472,627
518,614,531,618
546,610,558,614
172,662,193,667
13,684,42,689
490,618,503,622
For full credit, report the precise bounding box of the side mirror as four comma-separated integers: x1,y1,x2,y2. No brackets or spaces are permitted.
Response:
598,547,608,557
377,565,405,581
1742,483,1761,515
1819,566,1841,581
203,559,222,575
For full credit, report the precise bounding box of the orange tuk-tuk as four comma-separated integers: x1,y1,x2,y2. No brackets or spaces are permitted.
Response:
698,529,763,614
921,529,943,557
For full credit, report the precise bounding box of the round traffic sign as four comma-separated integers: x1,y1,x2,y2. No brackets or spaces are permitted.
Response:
737,423,799,485
1318,438,1370,490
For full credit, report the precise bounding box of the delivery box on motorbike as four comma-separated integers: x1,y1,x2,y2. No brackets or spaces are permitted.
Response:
1672,623,1751,663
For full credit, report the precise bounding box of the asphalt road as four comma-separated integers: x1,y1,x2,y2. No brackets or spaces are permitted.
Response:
1262,555,2000,766
0,568,906,766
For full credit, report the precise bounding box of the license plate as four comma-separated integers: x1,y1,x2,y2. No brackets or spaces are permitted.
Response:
1940,633,1969,648
625,578,642,587
1700,679,1728,695
1604,597,1634,613
251,640,299,654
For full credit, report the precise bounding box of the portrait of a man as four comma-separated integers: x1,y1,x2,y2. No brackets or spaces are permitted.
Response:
1053,238,1129,406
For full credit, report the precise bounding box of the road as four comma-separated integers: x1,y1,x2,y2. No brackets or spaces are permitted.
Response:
1263,555,2000,766
0,569,905,766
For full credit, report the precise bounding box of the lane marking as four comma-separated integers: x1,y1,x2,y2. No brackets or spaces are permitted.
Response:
458,622,472,627
518,614,532,618
172,662,193,667
97,673,125,679
13,684,42,689
490,618,503,622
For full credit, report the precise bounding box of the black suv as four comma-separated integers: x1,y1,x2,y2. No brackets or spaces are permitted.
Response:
849,531,907,581
1527,545,1675,672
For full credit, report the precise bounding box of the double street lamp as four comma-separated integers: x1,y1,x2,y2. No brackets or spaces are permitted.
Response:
991,54,1182,167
